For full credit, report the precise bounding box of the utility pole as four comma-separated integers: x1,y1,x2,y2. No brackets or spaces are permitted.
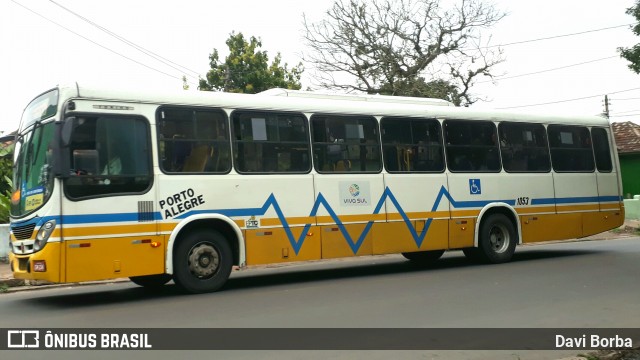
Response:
603,95,610,118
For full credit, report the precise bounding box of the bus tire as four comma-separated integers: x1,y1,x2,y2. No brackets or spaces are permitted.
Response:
401,250,445,263
477,213,517,264
173,229,233,293
129,274,172,288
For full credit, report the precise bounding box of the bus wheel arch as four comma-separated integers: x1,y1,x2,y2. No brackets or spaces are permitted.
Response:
165,215,244,276
471,204,520,264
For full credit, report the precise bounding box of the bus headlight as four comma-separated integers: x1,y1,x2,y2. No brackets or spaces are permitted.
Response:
35,220,56,251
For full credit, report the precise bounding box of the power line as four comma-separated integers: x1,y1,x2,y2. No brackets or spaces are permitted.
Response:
610,109,640,115
477,56,618,84
610,113,640,118
10,0,188,83
497,87,640,109
484,24,633,49
610,97,640,101
49,0,201,80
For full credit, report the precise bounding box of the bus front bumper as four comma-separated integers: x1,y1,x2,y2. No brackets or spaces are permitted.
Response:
9,241,62,283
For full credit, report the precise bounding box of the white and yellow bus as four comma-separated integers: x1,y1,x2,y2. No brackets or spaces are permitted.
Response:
9,84,624,293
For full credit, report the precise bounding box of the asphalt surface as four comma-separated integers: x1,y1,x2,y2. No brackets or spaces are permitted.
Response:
1,236,639,360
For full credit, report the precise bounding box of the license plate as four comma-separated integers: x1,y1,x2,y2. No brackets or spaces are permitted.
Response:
33,261,46,272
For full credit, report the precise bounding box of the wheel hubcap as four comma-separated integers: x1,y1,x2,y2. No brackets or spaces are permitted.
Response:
489,224,510,253
188,243,220,278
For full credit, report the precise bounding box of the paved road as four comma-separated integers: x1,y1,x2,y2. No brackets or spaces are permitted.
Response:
2,237,639,360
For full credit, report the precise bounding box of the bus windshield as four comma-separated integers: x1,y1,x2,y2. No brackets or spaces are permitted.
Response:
11,121,57,217
20,89,58,132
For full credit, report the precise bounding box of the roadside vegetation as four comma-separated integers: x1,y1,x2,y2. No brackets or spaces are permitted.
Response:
0,142,13,224
579,348,640,360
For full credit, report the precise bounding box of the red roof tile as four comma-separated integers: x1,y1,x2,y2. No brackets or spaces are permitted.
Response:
612,121,640,154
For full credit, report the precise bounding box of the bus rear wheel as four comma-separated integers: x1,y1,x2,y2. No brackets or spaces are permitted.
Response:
401,250,445,263
477,213,516,264
129,274,172,289
173,229,233,293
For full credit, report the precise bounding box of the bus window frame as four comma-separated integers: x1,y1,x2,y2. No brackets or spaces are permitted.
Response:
443,119,502,173
156,105,233,175
380,116,445,174
497,121,552,173
310,113,382,174
547,124,596,173
62,113,154,201
230,109,312,175
590,127,613,173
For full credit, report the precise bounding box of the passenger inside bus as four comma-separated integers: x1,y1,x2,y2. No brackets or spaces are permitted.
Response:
102,154,122,175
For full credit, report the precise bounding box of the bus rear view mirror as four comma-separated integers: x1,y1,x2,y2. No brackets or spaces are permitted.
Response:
61,117,75,147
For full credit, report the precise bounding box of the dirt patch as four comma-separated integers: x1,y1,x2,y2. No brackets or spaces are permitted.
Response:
577,348,640,360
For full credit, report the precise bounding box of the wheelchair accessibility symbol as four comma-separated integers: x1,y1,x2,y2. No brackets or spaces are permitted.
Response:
469,179,481,195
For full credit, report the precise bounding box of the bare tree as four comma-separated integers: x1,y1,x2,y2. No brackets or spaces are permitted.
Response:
303,0,505,106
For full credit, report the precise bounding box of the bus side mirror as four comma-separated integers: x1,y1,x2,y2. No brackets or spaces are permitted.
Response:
61,117,75,147
54,117,75,178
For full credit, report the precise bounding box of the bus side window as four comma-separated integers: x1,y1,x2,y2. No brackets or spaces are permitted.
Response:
158,107,231,174
591,128,612,172
232,111,310,174
499,122,551,173
548,125,594,172
444,120,499,173
312,114,381,173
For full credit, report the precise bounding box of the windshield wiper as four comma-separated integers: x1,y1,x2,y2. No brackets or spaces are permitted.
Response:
31,120,44,165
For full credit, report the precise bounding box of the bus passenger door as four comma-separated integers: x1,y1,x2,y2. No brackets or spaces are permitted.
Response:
377,117,450,254
381,171,450,254
62,113,164,282
588,127,624,235
548,125,599,240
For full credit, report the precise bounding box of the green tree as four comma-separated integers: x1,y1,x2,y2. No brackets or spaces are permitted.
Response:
199,32,303,93
620,0,640,73
303,0,505,106
0,142,14,223
379,78,464,106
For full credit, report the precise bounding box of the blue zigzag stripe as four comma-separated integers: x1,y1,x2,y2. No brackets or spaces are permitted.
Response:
178,186,515,255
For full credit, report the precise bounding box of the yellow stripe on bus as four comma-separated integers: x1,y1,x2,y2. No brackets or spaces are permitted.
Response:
556,204,600,213
63,223,157,238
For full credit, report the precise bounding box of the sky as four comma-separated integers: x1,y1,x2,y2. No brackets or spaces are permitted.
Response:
1,0,639,135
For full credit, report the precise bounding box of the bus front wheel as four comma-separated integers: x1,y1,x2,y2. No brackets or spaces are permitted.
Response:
173,229,233,293
477,213,517,264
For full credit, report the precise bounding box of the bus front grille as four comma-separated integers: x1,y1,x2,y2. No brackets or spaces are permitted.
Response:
11,223,36,240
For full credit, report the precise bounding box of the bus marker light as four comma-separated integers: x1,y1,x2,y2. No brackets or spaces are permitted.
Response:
33,260,46,272
150,242,161,248
69,243,91,248
11,190,20,205
307,232,313,237
132,239,152,245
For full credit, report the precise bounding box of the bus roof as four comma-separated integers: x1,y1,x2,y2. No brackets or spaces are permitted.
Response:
63,83,610,127
258,88,455,107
